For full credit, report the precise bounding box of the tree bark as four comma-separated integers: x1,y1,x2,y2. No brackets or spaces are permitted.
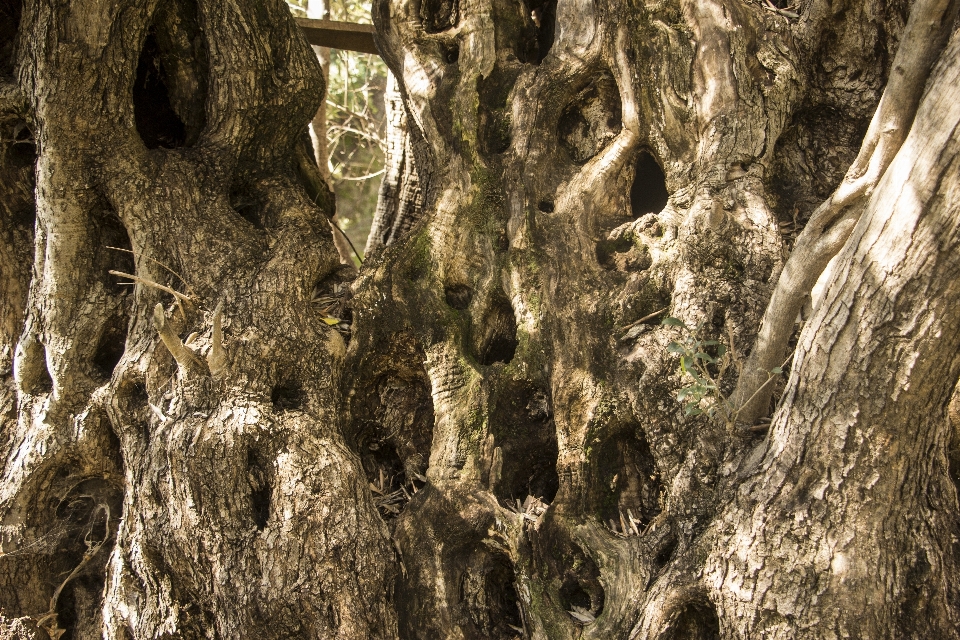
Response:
2,0,960,638
1,1,393,638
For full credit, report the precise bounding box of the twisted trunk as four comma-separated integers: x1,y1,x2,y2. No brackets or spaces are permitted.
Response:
2,0,960,638
1,1,393,637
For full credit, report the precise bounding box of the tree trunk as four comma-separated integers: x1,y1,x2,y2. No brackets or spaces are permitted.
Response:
1,1,393,638
2,0,960,638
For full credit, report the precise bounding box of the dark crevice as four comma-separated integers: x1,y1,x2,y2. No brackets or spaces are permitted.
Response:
558,73,622,164
532,523,605,625
631,150,669,218
652,536,677,574
477,69,518,155
93,207,133,382
152,0,208,144
348,331,434,519
474,292,518,366
117,379,151,446
133,33,188,149
49,477,122,639
229,184,265,229
361,440,425,521
444,284,473,310
271,378,305,412
247,448,271,530
596,235,645,271
460,552,524,638
538,200,554,213
666,600,721,640
7,121,35,169
490,386,559,505
557,553,605,621
100,206,135,294
521,0,556,64
92,317,127,382
0,0,22,77
33,349,53,395
421,0,459,33
559,578,591,611
767,106,869,240
593,429,663,536
443,41,460,64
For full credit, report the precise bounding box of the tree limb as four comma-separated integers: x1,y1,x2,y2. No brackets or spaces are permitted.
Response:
732,0,960,424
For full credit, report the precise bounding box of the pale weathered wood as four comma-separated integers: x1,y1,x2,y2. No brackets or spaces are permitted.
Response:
296,18,379,55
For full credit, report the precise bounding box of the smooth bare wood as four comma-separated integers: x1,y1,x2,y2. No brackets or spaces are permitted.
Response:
296,18,379,55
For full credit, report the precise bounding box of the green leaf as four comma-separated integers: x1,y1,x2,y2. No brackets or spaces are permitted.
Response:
667,342,686,354
771,366,783,375
685,406,703,416
702,340,720,346
716,344,727,357
662,316,685,327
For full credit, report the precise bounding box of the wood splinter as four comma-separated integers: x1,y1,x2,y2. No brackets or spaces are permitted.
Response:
153,303,209,377
207,301,228,377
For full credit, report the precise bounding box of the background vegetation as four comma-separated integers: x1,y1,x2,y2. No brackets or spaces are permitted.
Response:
289,0,387,257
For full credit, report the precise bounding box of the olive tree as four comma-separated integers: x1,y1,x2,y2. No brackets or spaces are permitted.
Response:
2,0,960,638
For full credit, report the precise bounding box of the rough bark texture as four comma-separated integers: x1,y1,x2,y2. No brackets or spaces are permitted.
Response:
2,0,960,638
1,1,393,638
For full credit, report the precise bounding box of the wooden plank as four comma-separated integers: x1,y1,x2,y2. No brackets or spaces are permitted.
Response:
296,18,379,55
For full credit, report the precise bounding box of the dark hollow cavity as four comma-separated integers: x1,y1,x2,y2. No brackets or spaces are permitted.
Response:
444,41,460,64
348,331,434,498
558,74,622,164
51,477,123,638
32,350,54,395
444,284,473,310
490,386,559,504
361,440,412,520
477,67,519,155
652,536,677,574
133,33,188,149
666,600,722,640
475,294,519,366
460,553,524,638
271,378,305,412
421,0,458,33
631,151,669,217
520,0,556,64
557,564,605,622
560,578,592,611
92,317,128,381
99,206,135,293
538,200,555,213
229,184,264,229
0,0,22,77
592,430,663,534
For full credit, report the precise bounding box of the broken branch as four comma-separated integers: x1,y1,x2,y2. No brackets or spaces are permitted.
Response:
153,303,209,378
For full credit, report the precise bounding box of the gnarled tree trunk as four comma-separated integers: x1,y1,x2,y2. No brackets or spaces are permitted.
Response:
2,0,960,638
1,1,393,638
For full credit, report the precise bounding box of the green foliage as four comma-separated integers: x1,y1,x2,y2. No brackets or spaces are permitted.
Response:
663,316,788,425
662,317,734,419
289,0,388,256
